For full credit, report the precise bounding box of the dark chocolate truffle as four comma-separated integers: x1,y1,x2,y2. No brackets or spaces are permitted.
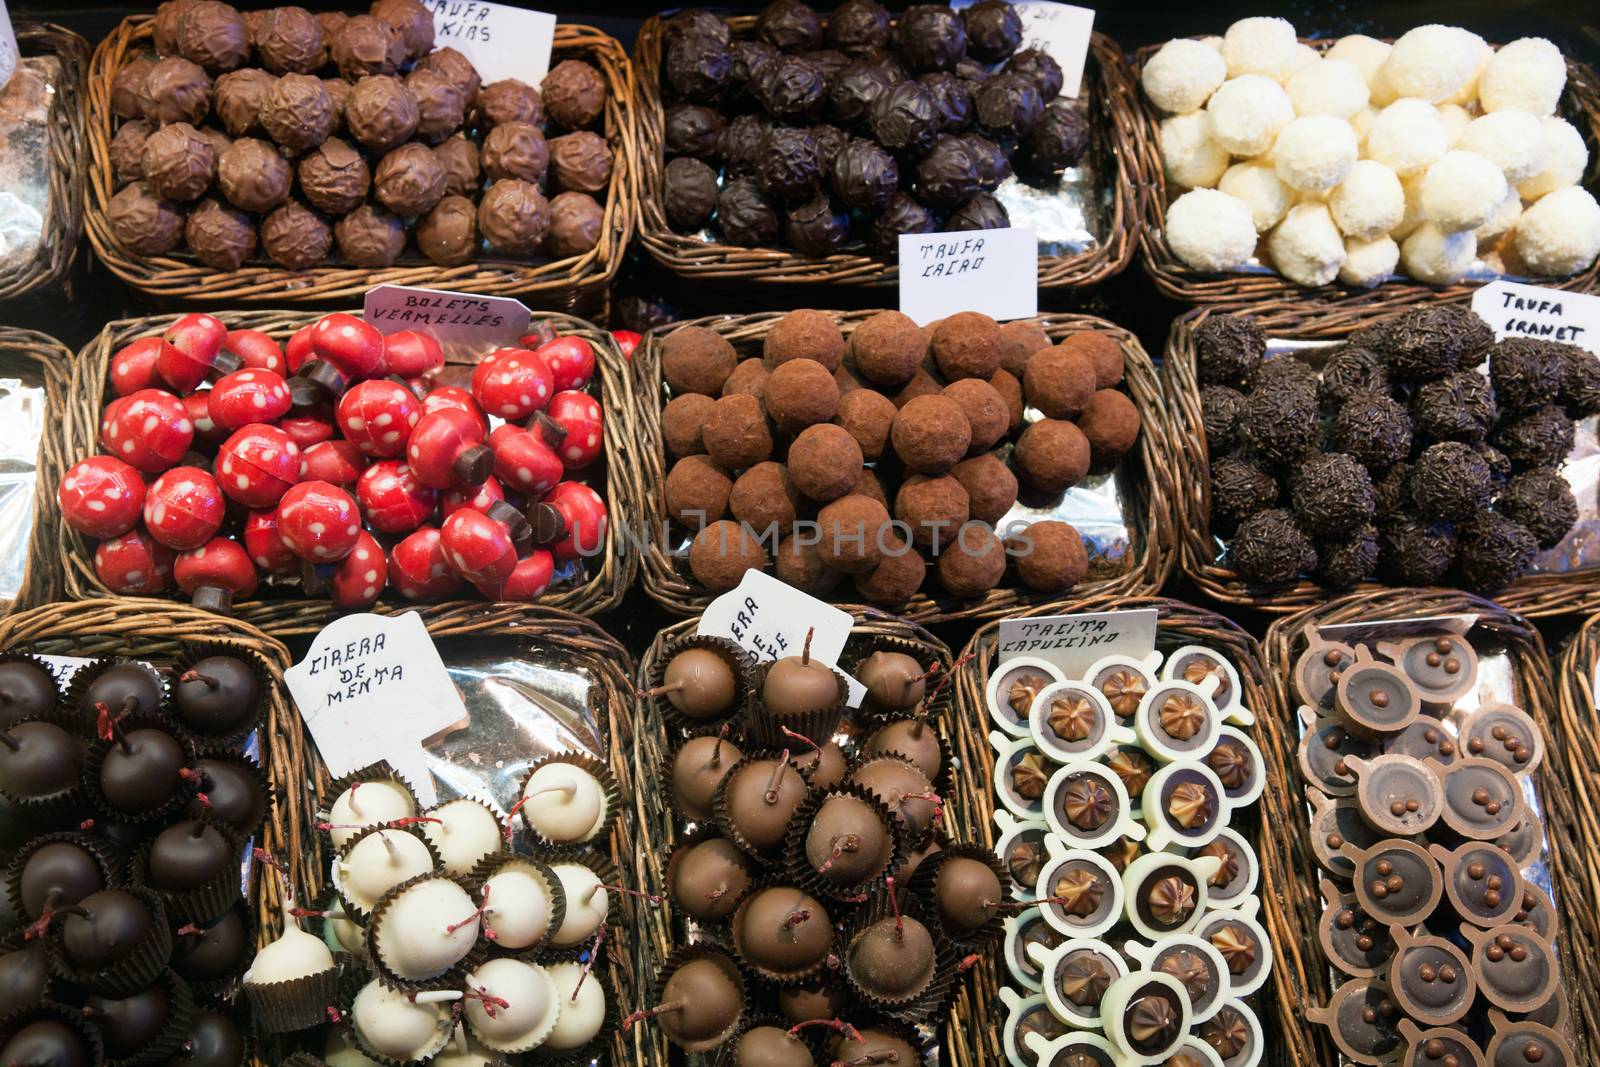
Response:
919,72,973,132
664,103,723,158
344,74,417,152
1291,453,1374,538
666,33,734,102
828,0,890,54
1022,103,1089,172
1200,385,1246,454
296,138,369,216
1209,456,1278,534
975,72,1043,140
718,114,773,177
542,59,607,129
947,191,1009,230
1379,516,1456,585
1014,418,1089,492
1498,468,1577,549
664,157,720,231
755,127,824,204
335,204,405,267
1414,370,1497,442
478,179,549,254
869,191,937,255
1006,47,1063,100
211,68,273,136
716,180,780,247
786,194,852,255
1494,404,1575,468
1408,442,1492,522
1243,377,1319,467
330,15,404,79
1355,304,1493,382
894,4,966,72
831,137,899,211
185,198,257,270
1229,508,1315,584
870,80,940,154
216,137,290,213
757,0,823,52
402,68,466,143
254,6,324,73
107,183,184,256
260,200,333,269
1319,346,1389,406
828,57,898,126
1193,315,1265,387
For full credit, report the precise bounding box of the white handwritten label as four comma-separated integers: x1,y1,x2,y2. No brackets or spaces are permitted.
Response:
284,612,468,805
997,608,1158,676
363,284,532,360
1012,2,1095,99
697,570,866,706
899,227,1038,326
424,0,556,86
34,655,92,684
1471,280,1600,354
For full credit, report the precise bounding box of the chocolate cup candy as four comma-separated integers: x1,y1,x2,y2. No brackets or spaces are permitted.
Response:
1002,909,1065,993
991,731,1050,821
1028,681,1131,763
1163,644,1250,725
1431,841,1524,928
1100,971,1190,1063
1379,634,1477,709
1382,715,1459,765
1434,756,1525,840
1307,789,1388,879
1458,704,1543,778
1124,933,1229,1024
1206,725,1264,806
1484,1010,1573,1067
986,657,1063,737
1042,760,1141,849
1334,649,1421,738
1317,877,1396,979
1034,844,1122,939
1297,708,1374,797
1141,760,1227,851
1305,977,1404,1066
994,810,1049,901
1343,838,1442,927
1020,1028,1120,1067
1121,850,1221,941
1396,1020,1485,1067
1346,754,1442,836
1084,653,1159,722
1293,632,1356,711
1492,815,1542,868
1462,924,1557,1014
1195,903,1273,999
1133,680,1220,762
1189,827,1257,909
1511,882,1556,942
1027,935,1127,1029
999,988,1070,1067
1386,926,1476,1027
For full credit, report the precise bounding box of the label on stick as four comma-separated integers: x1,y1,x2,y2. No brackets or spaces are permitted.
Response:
363,284,532,359
1471,279,1600,354
698,570,866,706
1012,2,1095,98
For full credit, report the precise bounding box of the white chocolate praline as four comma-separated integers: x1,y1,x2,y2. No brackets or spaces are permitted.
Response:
1325,35,1391,87
1479,37,1567,116
338,828,436,911
519,764,609,844
430,1029,499,1067
322,898,368,960
1268,203,1346,287
1459,111,1549,183
422,799,504,876
1366,98,1449,177
1285,58,1369,119
1401,223,1476,284
1380,25,1487,104
1205,75,1294,156
1160,112,1229,190
544,961,607,1051
1339,235,1400,287
327,779,415,849
351,980,457,1062
480,863,555,950
1329,160,1404,239
462,959,559,1052
374,877,480,980
1437,103,1471,147
1165,189,1258,272
1219,162,1292,232
548,862,608,947
1272,116,1358,192
1420,151,1509,232
1519,117,1589,200
244,902,335,985
1143,39,1227,114
1475,187,1523,244
1514,186,1600,276
323,1030,383,1067
1220,17,1299,81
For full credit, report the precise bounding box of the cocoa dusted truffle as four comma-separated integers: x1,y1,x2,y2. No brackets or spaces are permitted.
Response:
1408,442,1492,522
175,0,249,73
717,180,780,247
212,68,274,136
1209,456,1278,535
108,183,184,255
998,319,1049,377
832,138,899,211
765,358,839,432
724,359,769,399
943,378,1008,453
418,195,477,265
402,68,466,143
1498,469,1577,548
662,326,737,396
765,309,843,370
778,535,843,595
1330,392,1412,469
545,191,604,257
817,493,891,573
667,455,732,527
990,368,1025,431
829,0,891,55
691,520,770,591
663,394,716,456
217,137,291,213
730,462,800,531
1494,405,1575,468
260,200,333,268
1379,517,1456,585
948,191,1009,230
1291,453,1374,538
786,194,852,256
542,59,607,129
1200,385,1246,454
854,532,925,606
110,120,155,184
335,204,406,267
145,57,212,125
434,135,481,198
832,389,895,462
253,6,324,73
894,394,971,474
478,179,549,254
703,393,775,470
1193,315,1265,387
413,45,481,101
895,473,968,548
112,57,155,120
952,453,1017,524
482,121,548,183
850,310,925,389
330,15,404,79
1414,371,1496,443
1317,524,1379,588
1243,377,1318,468
1078,389,1141,466
1024,340,1095,418
1229,508,1315,584
791,424,865,501
1013,519,1087,592
374,142,446,217
371,0,434,60
140,122,215,202
870,192,937,255
938,525,1006,596
871,80,940,155
962,0,1022,63
185,197,257,270
345,74,417,152
666,33,734,102
665,157,720,231
259,72,334,152
1454,513,1537,592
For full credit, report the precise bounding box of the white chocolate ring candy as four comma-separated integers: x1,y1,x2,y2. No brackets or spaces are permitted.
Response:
1195,898,1275,999
1001,908,1063,993
1121,851,1223,941
1083,651,1163,723
1197,997,1264,1067
1187,827,1260,910
1101,970,1193,1065
1162,645,1250,726
1042,760,1145,850
986,656,1065,738
1034,841,1124,939
462,958,560,1052
990,731,1053,821
1206,725,1265,807
421,797,504,876
1124,933,1231,1024
1142,759,1230,852
325,776,417,849
999,987,1067,1067
992,809,1050,903
544,960,608,1052
1134,678,1221,764
350,981,459,1063
1029,681,1135,763
1028,935,1128,1029
1020,1028,1120,1066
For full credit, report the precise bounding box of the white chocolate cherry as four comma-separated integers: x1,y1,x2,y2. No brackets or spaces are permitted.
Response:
423,799,504,876
548,862,608,947
338,829,436,912
519,764,608,844
326,780,415,849
321,1030,382,1067
544,961,607,1051
244,899,335,985
462,958,560,1052
322,898,367,960
481,862,556,950
351,981,459,1062
373,877,481,980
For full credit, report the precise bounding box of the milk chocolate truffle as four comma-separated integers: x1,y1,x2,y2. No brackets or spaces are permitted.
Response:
259,73,334,152
478,179,549,255
893,395,972,475
331,15,403,79
401,68,465,143
479,121,547,184
316,10,348,37
138,122,214,204
938,526,1006,597
665,157,720,231
145,57,212,125
110,121,154,184
371,0,434,59
321,77,351,128
1079,390,1141,467
425,137,478,199
185,198,257,270
791,424,865,502
475,78,543,128
415,195,476,265
252,6,324,73
112,57,155,120
212,68,273,136
692,521,770,590
785,194,851,257
175,0,249,73
345,75,417,152
545,191,603,257
260,200,333,268
413,46,480,102
544,131,612,198
214,137,290,214
542,59,606,129
295,138,369,216
108,183,184,255
333,205,405,267
372,142,444,218
765,358,840,433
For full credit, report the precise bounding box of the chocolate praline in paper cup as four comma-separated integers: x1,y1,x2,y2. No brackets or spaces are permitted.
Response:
729,881,837,988
906,841,1009,951
785,784,904,904
169,640,272,752
467,852,567,958
44,884,174,997
365,871,488,992
514,751,619,851
647,634,755,733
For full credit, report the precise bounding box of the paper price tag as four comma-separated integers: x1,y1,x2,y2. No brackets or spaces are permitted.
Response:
697,570,866,706
1012,1,1094,99
284,612,468,805
997,608,1158,676
34,655,93,685
1471,279,1600,354
424,0,557,86
898,227,1038,326
363,285,533,360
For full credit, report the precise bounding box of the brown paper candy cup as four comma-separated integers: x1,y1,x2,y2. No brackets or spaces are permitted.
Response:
365,871,487,992
245,955,342,1034
322,762,422,849
728,881,838,987
844,634,949,725
82,714,198,826
0,1002,105,1065
841,891,955,1024
785,784,905,904
649,634,756,733
62,658,169,729
45,885,173,996
5,829,127,924
468,852,567,959
748,657,848,749
170,640,273,752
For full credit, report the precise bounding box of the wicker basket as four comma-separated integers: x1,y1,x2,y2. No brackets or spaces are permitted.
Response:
54,309,640,627
630,608,959,1066
84,18,637,311
1,328,74,616
1263,588,1600,1058
0,24,89,300
1130,40,1600,309
952,595,1297,1064
1165,303,1600,617
635,309,1176,622
1550,613,1600,1039
632,16,1141,289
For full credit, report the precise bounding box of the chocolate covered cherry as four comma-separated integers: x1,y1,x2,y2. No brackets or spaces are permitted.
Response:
146,819,236,893
101,389,194,473
207,369,292,431
99,721,192,816
216,424,301,508
143,467,225,551
58,456,147,539
0,659,57,726
60,889,157,969
277,480,361,562
471,347,555,422
0,1019,92,1067
95,530,177,595
336,379,421,458
175,538,258,613
175,655,259,737
0,721,82,802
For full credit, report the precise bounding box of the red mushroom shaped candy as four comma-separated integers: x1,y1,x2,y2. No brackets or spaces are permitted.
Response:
440,507,517,585
535,336,597,391
474,548,554,601
470,347,554,421
110,337,168,396
160,313,239,391
59,456,147,539
532,481,607,560
407,408,494,490
336,379,421,457
538,390,604,469
300,439,366,488
243,508,299,574
94,529,177,594
175,538,259,613
487,424,563,497
442,476,504,518
388,525,463,600
382,330,446,381
277,480,361,562
183,393,228,448
216,424,302,508
358,461,437,533
101,389,194,473
610,329,641,360
208,369,294,432
518,323,557,350
297,313,387,399
285,324,314,375
225,329,287,375
279,406,337,449
144,466,226,550
331,530,387,609
420,386,487,432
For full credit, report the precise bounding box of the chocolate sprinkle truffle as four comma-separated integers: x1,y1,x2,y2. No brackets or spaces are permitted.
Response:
1230,508,1316,584
1498,469,1578,548
1194,316,1265,386
1454,513,1538,592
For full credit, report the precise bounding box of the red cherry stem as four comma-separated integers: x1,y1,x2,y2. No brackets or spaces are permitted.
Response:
325,1006,343,1024
781,725,823,757
639,680,684,700
765,749,792,804
886,876,904,938
622,1000,686,1031
782,908,812,931
572,925,604,1000
802,627,814,666
445,900,489,935
897,791,945,828
179,669,217,690
503,795,531,844
788,1018,863,1042
178,767,201,786
174,923,203,937
957,953,981,974
288,907,328,919
815,835,862,876
593,883,663,906
478,882,498,942
463,988,509,1018
0,731,16,751
711,722,731,767
927,651,976,700
385,816,444,829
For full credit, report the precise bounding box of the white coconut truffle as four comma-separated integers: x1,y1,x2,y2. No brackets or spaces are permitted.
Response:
1392,173,1428,241
1165,188,1258,272
1286,58,1369,119
1474,186,1523,244
1443,37,1493,107
1219,161,1293,232
1420,150,1509,232
1199,36,1223,51
1325,35,1391,86
1518,116,1588,200
1514,186,1600,276
1458,111,1548,184
1401,222,1476,283
1160,112,1230,189
1381,25,1488,103
1437,104,1471,147
1143,39,1228,114
1329,160,1405,239
1350,107,1377,149
1220,17,1300,81
1267,203,1346,286
1206,75,1294,157
1366,98,1449,176
1273,116,1358,192
1339,235,1400,286
1479,37,1566,116
1286,44,1320,82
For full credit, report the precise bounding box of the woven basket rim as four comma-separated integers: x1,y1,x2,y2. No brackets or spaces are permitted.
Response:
1128,36,1600,309
82,17,637,308
1551,611,1600,1056
1,326,74,616
630,16,1142,288
633,308,1177,623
